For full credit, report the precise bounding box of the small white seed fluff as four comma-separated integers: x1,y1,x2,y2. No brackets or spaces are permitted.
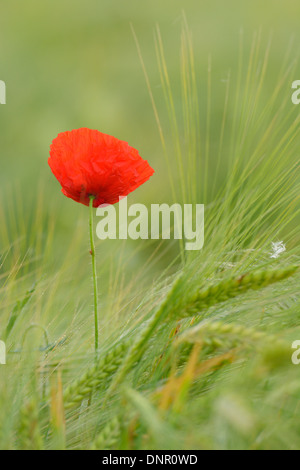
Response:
270,241,286,259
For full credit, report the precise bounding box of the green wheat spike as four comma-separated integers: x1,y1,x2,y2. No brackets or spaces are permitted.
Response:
103,265,298,403
90,417,121,450
182,265,299,317
63,339,131,409
177,320,286,350
18,399,44,451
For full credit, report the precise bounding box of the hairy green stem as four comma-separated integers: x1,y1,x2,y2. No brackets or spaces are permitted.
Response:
89,196,99,354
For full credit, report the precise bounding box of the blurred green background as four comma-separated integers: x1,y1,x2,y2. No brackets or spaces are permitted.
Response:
1,0,299,195
1,2,300,451
0,0,299,330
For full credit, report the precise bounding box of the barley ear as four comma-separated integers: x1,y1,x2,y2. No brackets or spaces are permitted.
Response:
103,265,298,403
64,339,131,409
177,320,286,351
90,416,121,450
18,399,44,450
183,265,299,318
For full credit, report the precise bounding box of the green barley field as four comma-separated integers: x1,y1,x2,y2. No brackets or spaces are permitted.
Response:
0,1,300,450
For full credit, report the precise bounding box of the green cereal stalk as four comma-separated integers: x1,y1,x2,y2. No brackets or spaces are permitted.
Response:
90,416,121,450
102,275,183,406
182,265,299,318
64,339,131,409
19,399,44,450
177,320,286,350
103,265,298,403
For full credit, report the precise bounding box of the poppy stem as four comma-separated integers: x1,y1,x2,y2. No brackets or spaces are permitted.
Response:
89,195,99,354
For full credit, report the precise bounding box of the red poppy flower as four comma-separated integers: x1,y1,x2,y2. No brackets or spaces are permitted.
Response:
48,128,154,207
